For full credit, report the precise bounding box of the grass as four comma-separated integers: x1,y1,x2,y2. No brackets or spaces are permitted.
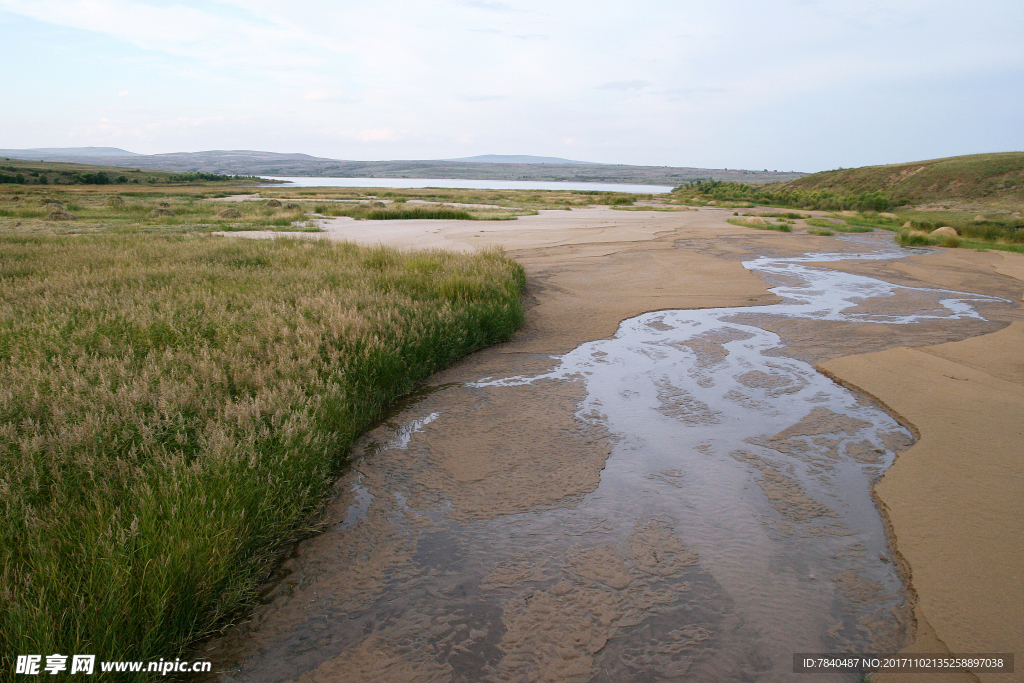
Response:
670,153,1024,251
0,233,526,678
311,204,514,221
807,228,834,236
610,206,690,212
0,192,316,235
782,152,1024,205
895,213,1024,245
727,217,792,232
0,158,268,187
675,153,1024,211
0,185,679,236
758,211,809,219
896,230,961,248
805,218,873,233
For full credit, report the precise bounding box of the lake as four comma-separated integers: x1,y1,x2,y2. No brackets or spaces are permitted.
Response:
259,176,675,193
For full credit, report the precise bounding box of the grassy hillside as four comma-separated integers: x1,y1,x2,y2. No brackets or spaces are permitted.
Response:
781,152,1024,205
0,157,263,186
671,153,1024,252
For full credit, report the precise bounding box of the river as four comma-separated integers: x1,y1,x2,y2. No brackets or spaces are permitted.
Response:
201,238,1005,683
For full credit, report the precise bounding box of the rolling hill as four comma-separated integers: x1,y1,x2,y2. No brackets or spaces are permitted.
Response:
781,152,1024,205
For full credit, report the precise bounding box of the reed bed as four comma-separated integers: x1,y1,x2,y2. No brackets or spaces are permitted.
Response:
0,234,525,674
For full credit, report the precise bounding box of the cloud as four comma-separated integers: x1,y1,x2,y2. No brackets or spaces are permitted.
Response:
456,0,517,12
597,80,650,91
0,0,321,72
305,89,355,104
460,94,507,102
119,89,130,97
357,128,400,142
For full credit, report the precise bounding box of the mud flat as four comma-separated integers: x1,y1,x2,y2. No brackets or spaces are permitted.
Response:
205,208,1024,682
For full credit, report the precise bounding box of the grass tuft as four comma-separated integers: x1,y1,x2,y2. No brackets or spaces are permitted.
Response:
728,217,792,232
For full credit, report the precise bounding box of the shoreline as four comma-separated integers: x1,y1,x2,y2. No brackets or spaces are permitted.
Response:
213,206,1024,680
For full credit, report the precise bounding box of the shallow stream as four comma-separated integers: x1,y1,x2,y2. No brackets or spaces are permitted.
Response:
207,241,1004,683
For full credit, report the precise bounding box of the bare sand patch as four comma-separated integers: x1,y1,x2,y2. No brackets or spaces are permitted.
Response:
820,323,1024,683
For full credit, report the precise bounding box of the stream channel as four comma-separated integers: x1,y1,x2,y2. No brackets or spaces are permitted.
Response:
205,239,1005,683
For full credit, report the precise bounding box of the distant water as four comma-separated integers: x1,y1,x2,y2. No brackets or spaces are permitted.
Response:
259,176,675,193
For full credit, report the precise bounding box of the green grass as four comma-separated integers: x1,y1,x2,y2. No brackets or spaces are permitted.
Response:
610,206,687,212
0,158,267,187
782,152,1024,205
0,192,316,234
896,230,961,248
807,228,834,236
758,211,809,219
894,229,1024,252
804,218,873,233
672,154,1024,252
312,202,529,221
727,217,792,232
367,207,474,220
0,234,526,678
897,214,1024,244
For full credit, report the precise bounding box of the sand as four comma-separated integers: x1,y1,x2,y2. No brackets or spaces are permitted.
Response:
214,207,1024,681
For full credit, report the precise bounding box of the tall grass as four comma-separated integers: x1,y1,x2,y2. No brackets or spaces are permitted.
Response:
365,207,473,220
805,218,873,233
0,234,525,677
727,217,792,232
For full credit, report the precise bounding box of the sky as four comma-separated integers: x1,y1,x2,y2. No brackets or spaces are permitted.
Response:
1,0,1022,172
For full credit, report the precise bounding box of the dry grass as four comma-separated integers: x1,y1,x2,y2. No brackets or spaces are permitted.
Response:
0,233,525,674
0,191,321,235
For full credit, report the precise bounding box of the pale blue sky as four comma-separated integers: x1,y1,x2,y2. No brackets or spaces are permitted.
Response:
2,0,1021,171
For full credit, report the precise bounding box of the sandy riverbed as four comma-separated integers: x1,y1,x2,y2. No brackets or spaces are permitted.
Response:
213,206,1023,682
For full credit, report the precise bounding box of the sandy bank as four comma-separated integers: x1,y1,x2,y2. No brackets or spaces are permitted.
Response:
211,207,1024,681
821,322,1024,683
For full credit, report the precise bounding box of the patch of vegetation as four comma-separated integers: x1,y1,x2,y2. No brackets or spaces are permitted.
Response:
727,217,792,232
807,228,834,236
897,230,961,248
673,153,1024,250
803,218,872,232
897,215,1024,244
611,206,692,212
678,180,893,212
0,234,526,674
0,159,269,188
167,172,262,183
782,152,1024,205
758,211,809,219
0,192,317,234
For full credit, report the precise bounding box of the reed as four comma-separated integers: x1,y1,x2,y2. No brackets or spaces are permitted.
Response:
0,234,525,676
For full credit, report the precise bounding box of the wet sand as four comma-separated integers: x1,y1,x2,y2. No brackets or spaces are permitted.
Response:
210,207,1024,681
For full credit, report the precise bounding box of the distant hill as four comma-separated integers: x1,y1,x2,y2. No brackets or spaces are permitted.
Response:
781,152,1024,205
446,154,601,165
0,148,806,186
1,147,139,158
